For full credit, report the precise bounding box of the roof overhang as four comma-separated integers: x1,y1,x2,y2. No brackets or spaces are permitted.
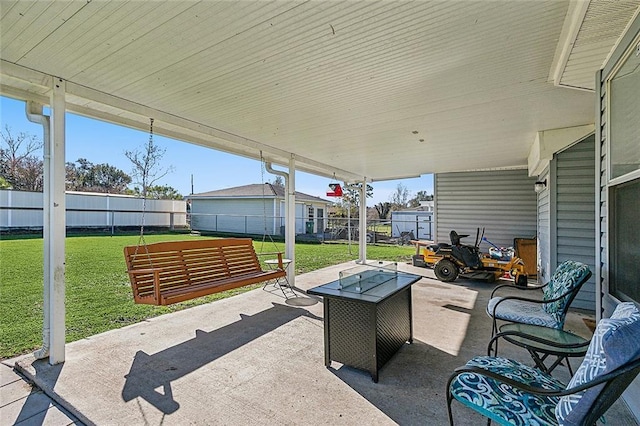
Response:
1,1,638,182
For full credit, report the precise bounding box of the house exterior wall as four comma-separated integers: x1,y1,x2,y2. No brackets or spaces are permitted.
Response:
597,13,640,419
434,169,538,250
190,198,278,235
554,135,596,311
295,203,305,234
191,197,328,235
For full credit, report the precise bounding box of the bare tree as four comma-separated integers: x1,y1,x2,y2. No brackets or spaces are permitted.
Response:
271,175,284,187
389,183,410,209
124,128,174,198
0,125,44,190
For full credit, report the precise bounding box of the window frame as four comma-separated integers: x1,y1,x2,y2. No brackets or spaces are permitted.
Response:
605,33,640,303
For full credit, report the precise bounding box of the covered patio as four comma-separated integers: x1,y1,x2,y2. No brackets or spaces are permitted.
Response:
6,263,635,425
2,1,640,423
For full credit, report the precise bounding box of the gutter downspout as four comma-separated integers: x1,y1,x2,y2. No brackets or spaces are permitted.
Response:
26,101,51,360
265,162,295,287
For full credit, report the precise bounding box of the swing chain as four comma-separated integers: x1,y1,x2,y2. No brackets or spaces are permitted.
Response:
133,118,155,264
259,151,279,253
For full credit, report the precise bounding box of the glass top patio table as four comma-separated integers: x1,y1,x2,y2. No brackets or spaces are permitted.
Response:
498,323,590,355
494,323,591,375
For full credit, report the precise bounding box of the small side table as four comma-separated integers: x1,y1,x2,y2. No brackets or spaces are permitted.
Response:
263,258,293,298
489,323,590,375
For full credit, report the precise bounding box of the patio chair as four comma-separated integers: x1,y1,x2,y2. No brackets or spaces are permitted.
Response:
486,260,591,337
447,302,640,426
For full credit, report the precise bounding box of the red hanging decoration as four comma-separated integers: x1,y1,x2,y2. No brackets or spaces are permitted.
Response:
326,183,343,197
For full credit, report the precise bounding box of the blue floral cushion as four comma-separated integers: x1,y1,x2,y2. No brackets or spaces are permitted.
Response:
555,302,640,425
487,297,560,328
450,356,565,426
542,261,590,321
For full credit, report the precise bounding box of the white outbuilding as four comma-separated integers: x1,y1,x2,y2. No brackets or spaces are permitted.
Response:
188,183,330,236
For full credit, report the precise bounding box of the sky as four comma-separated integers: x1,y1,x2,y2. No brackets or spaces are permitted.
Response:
0,96,433,206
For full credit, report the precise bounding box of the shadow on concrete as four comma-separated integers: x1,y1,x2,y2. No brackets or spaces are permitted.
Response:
9,365,61,425
21,359,87,425
121,302,321,414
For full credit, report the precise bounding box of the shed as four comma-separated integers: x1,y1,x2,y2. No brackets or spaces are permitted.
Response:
390,210,434,240
188,184,330,236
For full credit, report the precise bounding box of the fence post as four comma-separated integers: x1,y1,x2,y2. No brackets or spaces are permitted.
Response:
170,212,175,231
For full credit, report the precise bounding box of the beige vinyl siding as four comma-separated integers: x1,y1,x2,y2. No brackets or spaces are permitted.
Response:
435,169,537,249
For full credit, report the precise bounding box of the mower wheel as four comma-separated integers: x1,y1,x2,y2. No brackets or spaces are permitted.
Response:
515,274,528,287
434,259,458,282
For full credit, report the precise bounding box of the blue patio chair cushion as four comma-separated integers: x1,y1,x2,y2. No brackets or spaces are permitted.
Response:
555,302,640,426
542,261,591,320
487,297,560,328
450,356,565,426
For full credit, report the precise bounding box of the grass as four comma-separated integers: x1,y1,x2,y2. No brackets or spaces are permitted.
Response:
0,234,414,359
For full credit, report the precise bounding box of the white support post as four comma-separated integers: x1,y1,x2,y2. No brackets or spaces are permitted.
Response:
48,78,67,364
287,155,296,287
359,180,367,263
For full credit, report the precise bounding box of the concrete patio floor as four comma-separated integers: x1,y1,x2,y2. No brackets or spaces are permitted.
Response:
3,262,637,425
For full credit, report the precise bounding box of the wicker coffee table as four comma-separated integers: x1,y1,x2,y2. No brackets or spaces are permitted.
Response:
308,263,421,382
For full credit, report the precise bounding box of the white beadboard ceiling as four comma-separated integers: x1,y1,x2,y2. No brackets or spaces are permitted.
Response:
1,0,638,183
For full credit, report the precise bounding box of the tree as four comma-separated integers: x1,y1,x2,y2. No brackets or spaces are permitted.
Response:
389,183,410,210
0,176,11,189
270,176,284,187
374,202,392,219
66,158,132,193
124,134,174,198
19,156,44,191
132,184,183,200
0,125,44,191
333,183,373,217
408,190,433,207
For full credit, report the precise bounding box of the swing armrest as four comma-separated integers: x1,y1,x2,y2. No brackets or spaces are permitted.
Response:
128,268,163,303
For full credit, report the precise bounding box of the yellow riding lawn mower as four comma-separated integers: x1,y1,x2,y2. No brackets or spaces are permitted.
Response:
416,229,528,286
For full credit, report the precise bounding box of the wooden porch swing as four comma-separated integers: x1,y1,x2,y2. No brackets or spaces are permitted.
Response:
123,121,285,306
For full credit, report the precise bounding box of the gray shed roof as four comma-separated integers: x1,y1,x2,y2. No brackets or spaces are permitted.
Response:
189,183,329,204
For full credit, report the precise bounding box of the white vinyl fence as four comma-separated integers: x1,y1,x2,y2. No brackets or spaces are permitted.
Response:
0,190,187,231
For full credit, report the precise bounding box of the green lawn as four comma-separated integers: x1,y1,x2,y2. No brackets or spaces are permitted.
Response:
0,234,414,359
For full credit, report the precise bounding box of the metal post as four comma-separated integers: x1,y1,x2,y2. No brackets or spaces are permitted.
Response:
287,155,296,287
359,180,367,263
48,78,67,364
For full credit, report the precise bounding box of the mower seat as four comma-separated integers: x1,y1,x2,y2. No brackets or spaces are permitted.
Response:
450,230,470,246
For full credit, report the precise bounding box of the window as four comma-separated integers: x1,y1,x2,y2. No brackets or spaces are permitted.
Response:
609,39,640,181
607,35,640,304
609,178,640,303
